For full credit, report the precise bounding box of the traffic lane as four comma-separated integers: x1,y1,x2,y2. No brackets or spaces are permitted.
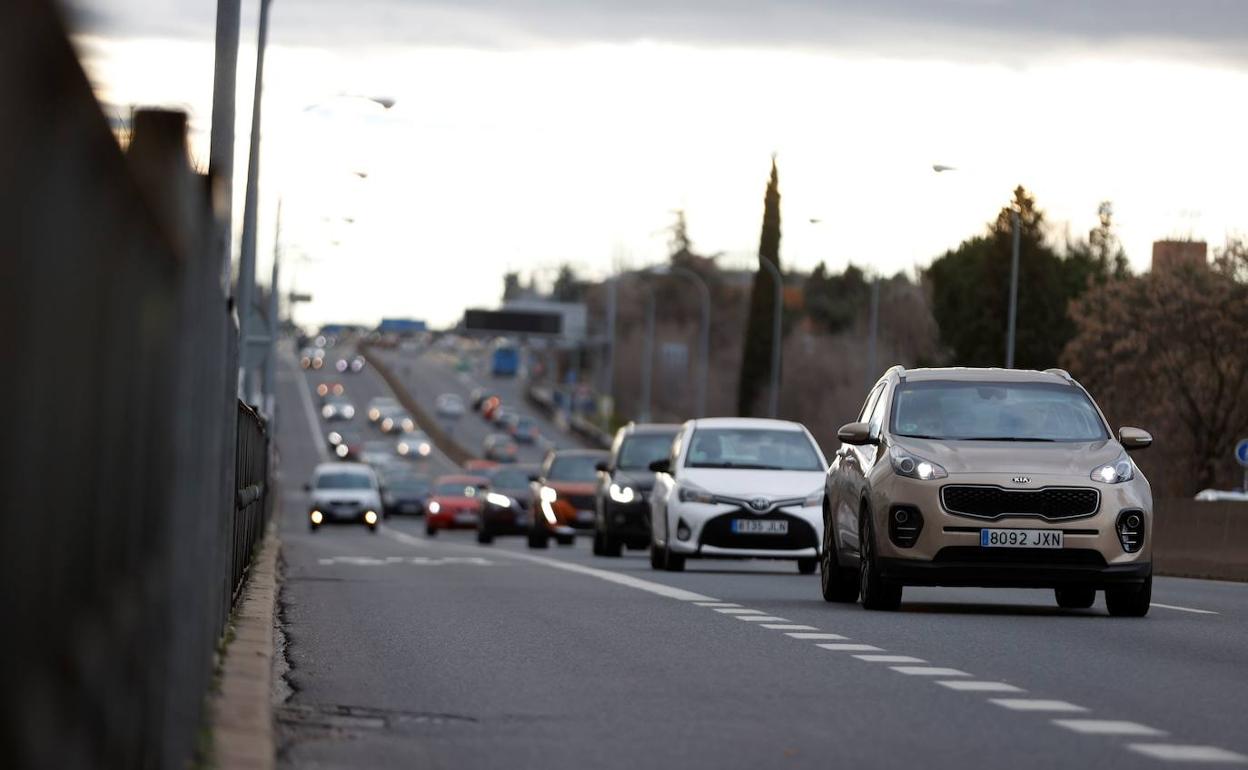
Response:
290,522,1122,770
300,350,458,479
465,532,1248,762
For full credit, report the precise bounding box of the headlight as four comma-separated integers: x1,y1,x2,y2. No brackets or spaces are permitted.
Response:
402,418,416,432
364,510,378,525
486,492,513,507
310,510,323,524
417,443,431,457
539,486,558,503
321,405,335,418
609,483,635,504
428,501,441,514
803,488,823,507
397,442,410,456
328,431,343,445
335,444,349,458
342,405,355,419
381,418,394,432
678,485,715,504
1091,455,1134,484
889,446,947,480
368,408,381,421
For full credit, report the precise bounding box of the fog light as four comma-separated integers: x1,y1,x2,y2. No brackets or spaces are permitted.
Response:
676,519,691,541
310,510,323,525
1116,509,1145,553
888,505,923,548
364,510,378,525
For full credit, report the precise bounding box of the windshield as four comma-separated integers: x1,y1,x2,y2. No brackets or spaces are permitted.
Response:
388,477,430,493
489,468,533,488
317,472,373,490
618,433,677,470
435,482,481,497
547,455,603,482
890,381,1109,441
684,428,823,471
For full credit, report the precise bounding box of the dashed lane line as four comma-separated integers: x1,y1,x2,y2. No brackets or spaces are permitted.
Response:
1053,719,1166,736
694,602,741,608
892,666,971,677
734,615,789,622
990,700,1087,713
1128,745,1248,763
855,655,927,664
762,624,818,631
1151,602,1220,615
714,608,764,614
785,633,849,640
937,681,1025,693
816,643,884,652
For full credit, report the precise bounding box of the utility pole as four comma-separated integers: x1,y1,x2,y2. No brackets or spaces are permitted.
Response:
262,204,281,421
667,265,711,418
1006,209,1020,368
639,290,655,422
603,277,617,420
757,255,783,418
209,0,241,295
866,275,880,391
237,0,273,403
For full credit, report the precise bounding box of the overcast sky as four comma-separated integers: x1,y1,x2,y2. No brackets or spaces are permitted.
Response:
66,0,1248,327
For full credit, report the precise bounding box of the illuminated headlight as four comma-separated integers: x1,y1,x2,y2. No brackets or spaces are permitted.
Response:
541,501,558,524
335,444,349,458
539,486,558,503
486,492,513,508
397,442,410,456
321,404,336,419
803,488,823,507
368,408,381,421
328,431,343,446
428,501,441,514
609,483,635,504
310,510,323,524
381,418,394,432
417,443,431,457
678,485,715,504
341,405,355,419
889,446,948,480
364,510,378,525
336,359,348,372
401,418,416,433
1091,455,1134,484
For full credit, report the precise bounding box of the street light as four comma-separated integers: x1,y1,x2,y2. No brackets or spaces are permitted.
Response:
933,163,1021,368
644,265,711,418
756,255,783,418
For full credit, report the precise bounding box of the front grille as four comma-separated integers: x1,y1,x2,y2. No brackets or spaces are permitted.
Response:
699,510,817,551
941,485,1099,521
933,546,1107,567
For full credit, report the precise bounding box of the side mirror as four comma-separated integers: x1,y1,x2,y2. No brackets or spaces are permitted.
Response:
649,459,671,474
837,421,875,446
1119,426,1152,451
595,461,610,474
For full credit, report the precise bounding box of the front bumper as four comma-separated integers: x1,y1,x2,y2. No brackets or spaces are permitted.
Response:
428,509,479,530
480,503,530,534
666,501,821,560
601,500,651,540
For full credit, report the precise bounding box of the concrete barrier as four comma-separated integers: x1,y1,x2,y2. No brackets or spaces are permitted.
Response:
1154,499,1248,582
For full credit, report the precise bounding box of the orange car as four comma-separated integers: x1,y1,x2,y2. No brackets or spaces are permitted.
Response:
425,474,487,536
528,449,610,548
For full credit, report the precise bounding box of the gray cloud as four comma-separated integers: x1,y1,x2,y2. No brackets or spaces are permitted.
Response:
62,0,1248,65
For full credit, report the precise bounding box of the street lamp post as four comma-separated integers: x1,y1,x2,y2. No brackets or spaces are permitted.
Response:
654,265,711,418
866,275,880,391
209,0,241,294
639,288,656,422
756,255,783,418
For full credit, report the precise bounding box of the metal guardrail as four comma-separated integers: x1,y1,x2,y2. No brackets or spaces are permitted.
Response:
234,402,272,602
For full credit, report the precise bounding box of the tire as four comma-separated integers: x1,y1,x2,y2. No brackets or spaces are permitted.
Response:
425,523,437,537
859,511,902,611
663,548,686,572
602,535,623,558
649,542,665,570
367,523,378,534
592,530,606,556
820,509,860,602
528,528,549,549
1106,574,1152,617
797,558,818,575
309,523,320,533
1055,586,1096,609
477,529,494,545
556,534,575,546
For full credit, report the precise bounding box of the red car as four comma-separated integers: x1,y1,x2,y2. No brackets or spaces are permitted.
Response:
425,474,487,536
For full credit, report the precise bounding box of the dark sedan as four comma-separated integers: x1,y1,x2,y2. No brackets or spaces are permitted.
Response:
593,423,680,557
477,464,539,544
378,468,432,517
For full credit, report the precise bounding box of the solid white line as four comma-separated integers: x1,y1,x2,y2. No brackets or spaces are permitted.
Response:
289,354,330,462
761,624,818,631
1151,602,1220,615
892,666,970,677
1128,744,1248,763
694,602,738,607
785,633,848,640
1053,719,1165,736
735,615,789,622
714,608,764,614
817,643,883,652
990,699,1087,713
854,655,927,664
938,681,1024,693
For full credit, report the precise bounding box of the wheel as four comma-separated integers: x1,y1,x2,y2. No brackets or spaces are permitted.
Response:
309,523,320,533
859,511,902,611
528,528,549,549
367,523,378,534
649,542,665,570
425,523,437,537
556,534,575,546
820,510,860,602
663,547,686,572
592,530,606,556
477,529,494,545
602,535,623,558
1106,574,1152,617
797,558,818,575
1055,586,1096,609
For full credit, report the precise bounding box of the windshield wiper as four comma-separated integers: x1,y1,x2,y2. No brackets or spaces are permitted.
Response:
689,462,789,470
960,436,1058,442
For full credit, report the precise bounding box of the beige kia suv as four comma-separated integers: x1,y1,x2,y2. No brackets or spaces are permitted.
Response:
820,366,1153,616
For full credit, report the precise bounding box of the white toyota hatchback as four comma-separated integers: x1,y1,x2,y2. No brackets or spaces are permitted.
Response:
648,418,828,573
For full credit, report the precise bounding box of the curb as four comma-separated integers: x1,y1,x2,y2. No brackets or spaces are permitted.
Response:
208,523,279,769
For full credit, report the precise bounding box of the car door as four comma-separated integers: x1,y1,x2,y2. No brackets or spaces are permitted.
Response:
649,427,685,547
835,383,884,558
848,382,892,558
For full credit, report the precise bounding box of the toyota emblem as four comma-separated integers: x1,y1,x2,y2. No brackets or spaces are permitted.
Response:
749,497,771,512
1011,476,1031,484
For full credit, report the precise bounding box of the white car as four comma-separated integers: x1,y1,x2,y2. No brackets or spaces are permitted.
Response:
648,418,827,573
436,393,466,419
305,462,382,532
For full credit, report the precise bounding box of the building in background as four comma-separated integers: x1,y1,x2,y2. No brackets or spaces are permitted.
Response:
1151,240,1207,272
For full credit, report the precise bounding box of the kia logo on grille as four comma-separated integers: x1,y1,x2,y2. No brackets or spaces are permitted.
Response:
749,497,771,512
1011,476,1031,484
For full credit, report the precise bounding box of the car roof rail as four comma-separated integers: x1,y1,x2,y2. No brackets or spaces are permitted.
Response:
884,364,906,382
1045,367,1074,382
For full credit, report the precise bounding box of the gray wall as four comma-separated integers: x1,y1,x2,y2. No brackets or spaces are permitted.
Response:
1154,499,1248,582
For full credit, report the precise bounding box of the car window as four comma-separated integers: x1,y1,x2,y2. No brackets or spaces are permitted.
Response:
435,482,481,497
859,383,884,423
547,455,603,482
684,428,823,471
317,472,373,490
890,381,1109,441
868,384,890,439
618,432,679,470
489,468,531,488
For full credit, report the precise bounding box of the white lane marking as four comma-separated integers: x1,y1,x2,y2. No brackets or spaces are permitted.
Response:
736,615,789,622
817,643,884,652
1053,720,1165,736
785,633,848,640
1151,602,1220,615
892,666,970,677
761,624,819,631
317,556,494,566
1128,745,1248,763
695,602,741,607
289,355,330,462
938,681,1024,693
990,699,1087,713
714,608,764,614
854,655,927,664
383,527,716,602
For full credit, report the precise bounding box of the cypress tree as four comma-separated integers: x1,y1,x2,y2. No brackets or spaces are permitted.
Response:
737,156,783,416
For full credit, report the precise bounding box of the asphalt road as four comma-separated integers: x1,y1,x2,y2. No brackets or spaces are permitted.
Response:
275,344,1248,769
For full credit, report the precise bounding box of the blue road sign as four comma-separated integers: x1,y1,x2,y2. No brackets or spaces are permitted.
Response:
1236,439,1248,467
